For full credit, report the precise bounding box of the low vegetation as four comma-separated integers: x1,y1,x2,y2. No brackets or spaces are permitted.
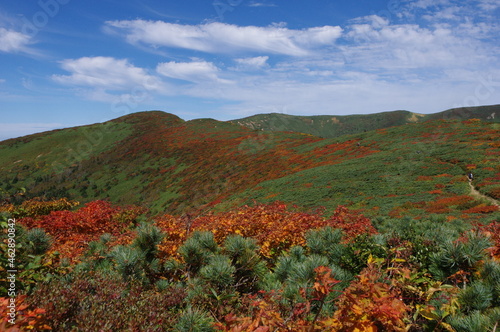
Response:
1,198,499,331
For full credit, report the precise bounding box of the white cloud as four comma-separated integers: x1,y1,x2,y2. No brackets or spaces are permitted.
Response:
178,65,500,120
410,0,451,9
156,60,230,83
49,0,499,122
52,56,164,91
105,20,342,56
0,28,32,53
343,15,494,70
234,56,269,69
247,2,277,7
477,0,500,11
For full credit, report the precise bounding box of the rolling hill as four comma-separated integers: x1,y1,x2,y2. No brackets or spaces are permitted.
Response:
1,108,499,222
230,104,500,138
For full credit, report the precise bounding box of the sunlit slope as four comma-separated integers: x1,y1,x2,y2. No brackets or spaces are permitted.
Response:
1,111,498,221
1,111,332,214
220,119,500,220
231,105,500,138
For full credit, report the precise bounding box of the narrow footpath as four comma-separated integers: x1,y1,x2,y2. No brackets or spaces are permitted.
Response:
468,181,500,207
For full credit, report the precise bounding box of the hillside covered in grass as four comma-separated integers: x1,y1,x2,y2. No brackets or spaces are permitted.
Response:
230,104,500,138
221,118,500,222
1,109,498,222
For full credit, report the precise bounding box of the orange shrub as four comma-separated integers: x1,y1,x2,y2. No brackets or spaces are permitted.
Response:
425,195,473,213
417,176,433,181
154,214,190,258
428,190,443,195
488,187,500,199
478,222,500,260
155,202,375,259
326,265,409,331
0,295,51,331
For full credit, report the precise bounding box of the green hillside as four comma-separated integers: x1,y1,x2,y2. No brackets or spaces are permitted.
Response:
1,111,327,215
1,110,499,222
220,119,500,221
230,105,500,138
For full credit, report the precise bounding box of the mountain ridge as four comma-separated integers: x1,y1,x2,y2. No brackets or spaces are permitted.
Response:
229,104,500,138
1,106,499,222
2,104,499,143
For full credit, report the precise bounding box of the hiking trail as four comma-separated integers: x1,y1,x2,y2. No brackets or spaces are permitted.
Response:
468,181,499,207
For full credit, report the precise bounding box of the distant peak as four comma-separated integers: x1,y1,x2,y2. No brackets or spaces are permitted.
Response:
111,111,185,125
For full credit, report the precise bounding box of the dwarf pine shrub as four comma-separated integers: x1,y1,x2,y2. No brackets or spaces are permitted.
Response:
174,307,215,332
199,254,235,290
24,228,52,255
430,231,492,280
459,281,493,312
306,226,347,266
289,245,307,262
480,260,500,307
290,254,329,284
133,223,164,262
274,248,305,283
155,279,170,291
112,245,145,282
223,235,268,292
272,246,352,307
447,310,499,332
79,233,114,272
179,231,219,273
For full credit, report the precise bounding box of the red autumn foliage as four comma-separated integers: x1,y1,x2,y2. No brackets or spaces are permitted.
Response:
463,204,499,214
425,195,473,213
417,176,433,181
155,202,376,259
477,221,500,260
327,206,377,242
0,295,51,331
428,190,443,195
19,200,144,259
488,187,500,199
328,264,409,331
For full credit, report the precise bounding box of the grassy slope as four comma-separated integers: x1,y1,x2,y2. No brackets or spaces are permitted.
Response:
1,111,327,214
230,105,500,138
219,119,500,221
1,110,499,222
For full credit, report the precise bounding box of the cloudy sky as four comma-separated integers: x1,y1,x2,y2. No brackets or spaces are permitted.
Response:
0,0,499,140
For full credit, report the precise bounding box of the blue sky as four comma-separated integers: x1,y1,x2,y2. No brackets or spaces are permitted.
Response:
0,0,499,140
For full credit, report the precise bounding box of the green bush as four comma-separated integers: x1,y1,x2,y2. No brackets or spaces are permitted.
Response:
178,231,219,273
429,232,492,280
112,245,145,282
174,307,215,332
199,254,235,290
24,228,52,256
133,222,164,262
